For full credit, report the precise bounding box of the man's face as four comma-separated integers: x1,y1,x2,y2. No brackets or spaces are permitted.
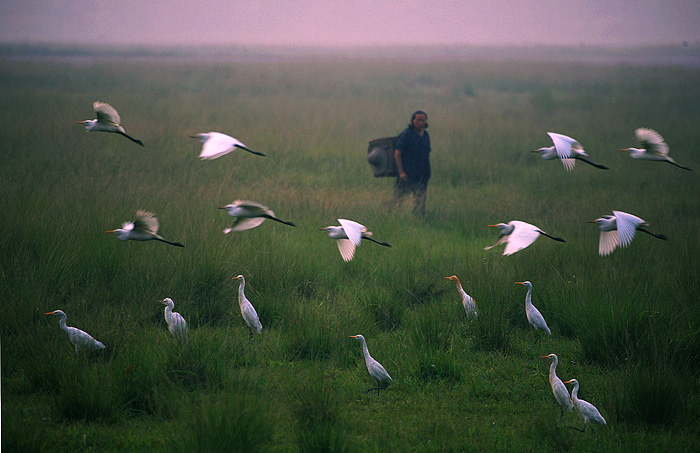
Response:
412,114,427,131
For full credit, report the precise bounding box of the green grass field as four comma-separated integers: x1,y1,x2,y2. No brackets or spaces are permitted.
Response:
2,50,700,451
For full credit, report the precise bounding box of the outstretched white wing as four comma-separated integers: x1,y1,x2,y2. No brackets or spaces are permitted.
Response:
134,210,160,234
338,219,365,247
635,128,668,156
199,132,247,160
613,210,644,247
93,101,121,125
548,132,577,172
598,230,618,256
503,221,541,255
336,238,357,262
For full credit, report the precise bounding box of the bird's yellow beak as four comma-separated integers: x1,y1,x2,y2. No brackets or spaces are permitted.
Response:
515,282,524,285
44,311,54,315
217,206,227,210
76,121,85,124
539,355,550,359
488,225,498,228
620,149,629,152
564,380,573,384
349,335,357,339
105,230,115,234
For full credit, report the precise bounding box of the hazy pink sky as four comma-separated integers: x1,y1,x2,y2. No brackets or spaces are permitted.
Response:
1,1,698,47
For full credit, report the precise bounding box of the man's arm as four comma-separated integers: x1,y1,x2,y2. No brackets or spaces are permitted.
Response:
395,149,407,180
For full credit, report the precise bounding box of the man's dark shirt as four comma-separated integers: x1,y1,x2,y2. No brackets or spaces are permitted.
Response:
396,127,431,181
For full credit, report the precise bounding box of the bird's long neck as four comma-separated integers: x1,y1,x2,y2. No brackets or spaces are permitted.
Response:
524,287,533,307
549,359,558,383
570,382,579,402
360,339,372,364
58,316,69,333
453,278,463,292
164,305,173,321
238,280,246,304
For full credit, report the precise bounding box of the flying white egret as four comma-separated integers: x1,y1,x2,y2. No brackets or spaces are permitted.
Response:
190,132,265,160
445,275,478,319
516,281,551,338
531,132,608,171
350,334,393,393
485,221,565,256
233,275,262,338
588,210,667,256
158,298,188,342
540,353,573,419
621,128,691,171
218,200,295,234
564,379,607,432
320,219,391,262
45,310,106,354
106,210,184,247
77,101,144,146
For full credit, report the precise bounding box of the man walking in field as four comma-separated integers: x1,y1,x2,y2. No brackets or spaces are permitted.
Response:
390,110,431,219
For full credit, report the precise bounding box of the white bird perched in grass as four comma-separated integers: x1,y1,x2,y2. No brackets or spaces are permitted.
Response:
621,128,691,171
158,298,188,342
233,275,262,338
45,310,105,354
588,210,667,256
564,378,607,432
106,210,184,247
531,132,608,171
218,200,296,234
485,221,565,256
445,275,478,319
349,334,393,393
540,353,573,419
320,219,391,262
77,101,143,146
516,281,551,338
190,132,265,160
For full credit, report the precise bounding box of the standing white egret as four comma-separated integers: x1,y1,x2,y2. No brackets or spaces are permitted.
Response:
45,310,106,354
190,132,265,160
516,281,551,337
218,200,295,234
158,298,188,342
106,210,184,247
588,210,667,256
349,334,393,393
564,379,607,432
540,353,573,419
621,128,691,171
445,275,478,319
233,275,262,338
320,219,391,262
531,132,608,171
77,101,143,146
485,221,565,256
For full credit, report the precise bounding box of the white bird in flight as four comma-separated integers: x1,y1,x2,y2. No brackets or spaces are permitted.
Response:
516,281,551,337
540,353,573,419
485,221,565,256
218,200,295,234
158,298,188,342
564,378,607,432
320,219,391,262
234,275,262,338
621,128,691,171
588,210,667,256
190,132,265,160
445,275,478,319
106,210,184,247
77,101,144,146
45,310,106,354
350,334,393,393
532,132,608,171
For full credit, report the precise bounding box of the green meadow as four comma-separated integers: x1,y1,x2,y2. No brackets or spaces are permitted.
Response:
2,50,700,451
